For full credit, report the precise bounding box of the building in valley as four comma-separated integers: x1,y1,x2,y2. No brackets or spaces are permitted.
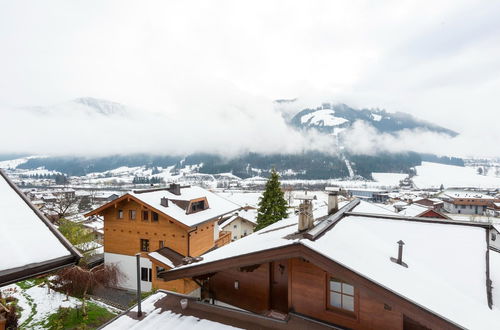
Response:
398,203,450,219
84,183,239,294
412,197,444,211
218,209,257,241
160,198,500,329
441,191,499,215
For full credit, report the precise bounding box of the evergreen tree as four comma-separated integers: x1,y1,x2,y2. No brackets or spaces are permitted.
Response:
255,169,288,231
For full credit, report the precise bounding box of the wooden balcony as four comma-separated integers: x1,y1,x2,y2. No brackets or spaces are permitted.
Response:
215,230,231,248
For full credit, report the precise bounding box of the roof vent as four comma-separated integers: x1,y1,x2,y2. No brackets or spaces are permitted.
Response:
168,183,181,196
160,197,169,207
390,240,408,268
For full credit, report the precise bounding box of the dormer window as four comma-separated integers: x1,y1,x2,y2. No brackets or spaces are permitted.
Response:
191,200,205,213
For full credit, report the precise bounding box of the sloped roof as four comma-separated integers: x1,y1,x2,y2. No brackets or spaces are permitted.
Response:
0,170,81,287
163,200,500,329
398,204,430,217
87,186,240,228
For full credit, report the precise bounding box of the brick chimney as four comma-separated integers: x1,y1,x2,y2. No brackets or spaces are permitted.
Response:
326,187,342,215
295,193,317,232
168,183,181,196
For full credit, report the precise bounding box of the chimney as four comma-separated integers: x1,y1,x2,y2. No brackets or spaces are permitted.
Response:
160,197,169,207
295,193,317,232
168,183,181,196
326,187,342,215
390,240,408,268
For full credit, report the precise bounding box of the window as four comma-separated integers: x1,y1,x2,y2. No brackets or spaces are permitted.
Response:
141,267,152,282
492,233,497,241
328,277,355,312
461,205,466,209
191,200,205,212
152,212,159,222
140,239,150,252
233,224,237,229
129,210,136,220
159,240,164,248
142,211,149,221
117,209,124,219
156,266,165,279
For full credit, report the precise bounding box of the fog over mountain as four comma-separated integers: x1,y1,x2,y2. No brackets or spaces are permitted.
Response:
1,1,500,158
0,96,490,158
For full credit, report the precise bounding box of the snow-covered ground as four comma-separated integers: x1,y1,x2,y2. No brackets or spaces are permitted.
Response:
0,281,120,329
413,162,500,189
371,172,408,186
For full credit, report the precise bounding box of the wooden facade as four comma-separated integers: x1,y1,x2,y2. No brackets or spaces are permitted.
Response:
91,194,224,294
160,243,461,330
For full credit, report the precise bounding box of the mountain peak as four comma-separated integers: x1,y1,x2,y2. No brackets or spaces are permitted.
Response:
73,97,128,116
290,102,458,137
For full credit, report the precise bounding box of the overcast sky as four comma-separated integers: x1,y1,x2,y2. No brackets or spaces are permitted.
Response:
1,1,499,158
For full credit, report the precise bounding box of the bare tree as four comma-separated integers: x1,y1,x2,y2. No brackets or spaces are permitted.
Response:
56,264,124,316
44,193,80,222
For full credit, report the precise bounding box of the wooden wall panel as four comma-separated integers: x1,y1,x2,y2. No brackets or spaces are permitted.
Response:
188,220,217,257
209,263,270,314
151,264,199,294
290,258,402,330
103,199,188,256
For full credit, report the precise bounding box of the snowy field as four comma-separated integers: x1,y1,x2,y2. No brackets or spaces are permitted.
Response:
413,162,500,189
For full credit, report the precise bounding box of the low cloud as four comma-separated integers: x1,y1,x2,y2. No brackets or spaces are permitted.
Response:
342,121,498,158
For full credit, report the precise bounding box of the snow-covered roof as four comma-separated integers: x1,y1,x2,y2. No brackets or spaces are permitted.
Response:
0,170,80,286
443,190,495,200
130,186,240,227
493,224,500,233
398,204,430,217
101,291,240,330
167,200,500,329
88,186,240,228
148,252,175,269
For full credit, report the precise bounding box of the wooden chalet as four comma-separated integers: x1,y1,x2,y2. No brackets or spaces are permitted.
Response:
0,169,81,288
159,199,500,329
84,183,239,293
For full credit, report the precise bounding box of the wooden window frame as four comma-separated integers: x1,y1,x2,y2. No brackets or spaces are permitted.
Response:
152,212,159,222
117,209,124,219
159,240,164,249
142,210,149,221
129,210,136,220
140,239,150,252
325,274,358,319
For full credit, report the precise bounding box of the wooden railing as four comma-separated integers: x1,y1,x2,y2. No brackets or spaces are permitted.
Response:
215,231,232,248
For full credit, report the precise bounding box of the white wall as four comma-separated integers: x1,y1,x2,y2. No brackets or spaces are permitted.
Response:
490,228,500,251
222,218,255,241
443,201,486,215
104,252,152,292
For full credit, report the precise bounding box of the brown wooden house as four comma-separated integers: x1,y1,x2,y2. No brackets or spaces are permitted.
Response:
160,200,500,329
84,183,239,294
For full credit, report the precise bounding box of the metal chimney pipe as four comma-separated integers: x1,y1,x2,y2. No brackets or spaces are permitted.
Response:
135,253,142,317
390,240,408,268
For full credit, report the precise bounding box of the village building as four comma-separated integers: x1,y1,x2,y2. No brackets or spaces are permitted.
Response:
441,190,499,215
84,183,239,294
347,187,390,203
219,209,258,241
412,197,444,211
486,202,500,218
398,203,450,219
157,197,500,329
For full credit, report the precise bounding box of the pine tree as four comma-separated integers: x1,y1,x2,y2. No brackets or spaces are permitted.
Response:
255,169,288,231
